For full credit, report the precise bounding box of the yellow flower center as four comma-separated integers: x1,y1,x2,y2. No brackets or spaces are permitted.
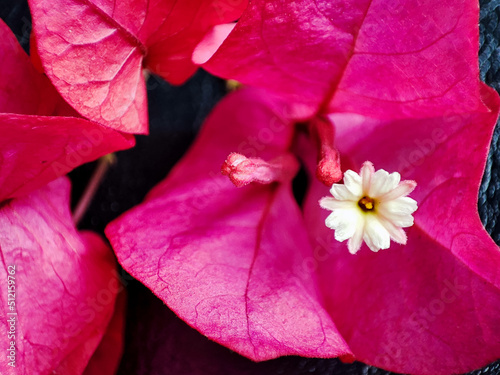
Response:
358,196,375,212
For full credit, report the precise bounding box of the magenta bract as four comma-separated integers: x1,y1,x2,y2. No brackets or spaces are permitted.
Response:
28,0,248,134
303,84,500,374
0,178,122,375
106,88,353,361
201,0,484,121
0,20,135,202
107,85,500,374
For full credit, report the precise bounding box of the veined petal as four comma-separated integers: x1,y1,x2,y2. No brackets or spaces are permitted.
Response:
107,88,353,362
29,0,247,133
307,82,500,375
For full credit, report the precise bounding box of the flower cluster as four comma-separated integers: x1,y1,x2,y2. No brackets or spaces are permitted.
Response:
1,0,499,375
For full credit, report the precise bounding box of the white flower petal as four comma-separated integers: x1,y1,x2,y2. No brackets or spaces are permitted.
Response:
360,161,375,193
363,215,391,251
319,197,356,211
392,214,414,228
347,225,364,254
325,209,360,242
380,212,415,227
391,228,407,244
379,197,418,215
330,184,357,201
343,170,363,196
378,180,417,202
378,217,408,244
370,170,400,197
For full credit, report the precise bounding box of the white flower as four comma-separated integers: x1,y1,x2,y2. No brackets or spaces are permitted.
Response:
319,161,417,254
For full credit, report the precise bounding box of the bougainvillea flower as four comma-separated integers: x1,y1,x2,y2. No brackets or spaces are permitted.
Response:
0,19,135,202
319,161,418,253
301,84,500,374
107,86,500,374
0,177,124,375
107,88,353,361
197,0,485,121
28,0,248,134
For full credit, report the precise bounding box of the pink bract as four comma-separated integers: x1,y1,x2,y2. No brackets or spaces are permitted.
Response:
302,83,500,374
83,290,126,375
200,0,484,120
0,178,121,375
107,86,500,374
0,19,135,202
28,0,248,134
106,88,353,361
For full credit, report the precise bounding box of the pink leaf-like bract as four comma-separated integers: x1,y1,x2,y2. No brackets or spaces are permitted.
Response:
201,0,484,120
106,88,352,361
0,20,135,201
83,290,126,375
302,84,500,375
28,0,248,134
0,178,120,375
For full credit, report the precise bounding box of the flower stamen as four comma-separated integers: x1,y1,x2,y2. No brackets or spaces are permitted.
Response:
358,196,375,212
222,152,299,187
309,117,342,186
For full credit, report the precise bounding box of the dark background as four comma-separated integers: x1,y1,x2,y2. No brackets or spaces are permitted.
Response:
1,0,500,374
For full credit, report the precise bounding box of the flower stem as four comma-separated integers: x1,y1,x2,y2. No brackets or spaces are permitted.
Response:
72,154,116,226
